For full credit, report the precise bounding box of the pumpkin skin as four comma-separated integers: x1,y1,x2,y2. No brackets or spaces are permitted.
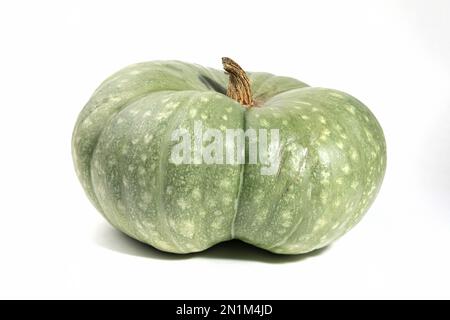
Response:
72,60,386,254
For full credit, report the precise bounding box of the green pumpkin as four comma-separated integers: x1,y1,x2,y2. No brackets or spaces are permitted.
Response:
72,58,386,254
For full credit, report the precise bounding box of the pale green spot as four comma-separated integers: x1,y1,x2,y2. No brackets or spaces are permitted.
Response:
260,119,270,127
189,109,198,118
342,164,351,174
319,116,327,124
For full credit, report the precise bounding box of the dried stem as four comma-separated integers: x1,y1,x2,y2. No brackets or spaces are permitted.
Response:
222,57,254,107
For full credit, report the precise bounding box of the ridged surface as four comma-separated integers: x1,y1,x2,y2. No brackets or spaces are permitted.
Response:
72,60,386,254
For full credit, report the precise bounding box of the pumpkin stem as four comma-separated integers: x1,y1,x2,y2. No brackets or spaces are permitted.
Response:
222,57,254,107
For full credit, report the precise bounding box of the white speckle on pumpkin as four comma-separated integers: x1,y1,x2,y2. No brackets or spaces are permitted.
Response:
330,92,343,98
281,221,291,228
314,218,327,230
342,164,351,174
312,107,319,112
120,79,129,83
320,192,328,204
282,120,288,126
201,113,208,120
301,115,309,120
166,101,180,109
144,133,153,144
320,129,331,141
336,177,343,185
179,221,195,238
97,185,106,197
128,165,135,172
140,154,147,162
143,221,155,229
144,111,152,117
225,107,233,113
212,217,225,229
129,70,141,75
351,181,359,189
189,108,198,118
321,171,331,179
223,196,233,205
334,124,343,132
132,138,139,145
351,149,359,161
177,198,189,210
213,210,222,216
298,101,312,106
260,119,270,127
108,76,120,82
111,97,122,102
117,118,124,124
281,213,292,222
219,125,226,131
155,112,170,120
345,104,356,114
222,114,228,121
191,188,201,200
155,240,174,251
220,180,231,188
200,96,209,103
336,141,344,149
319,116,327,124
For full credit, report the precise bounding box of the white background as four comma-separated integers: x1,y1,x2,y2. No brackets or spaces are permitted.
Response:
0,0,449,299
